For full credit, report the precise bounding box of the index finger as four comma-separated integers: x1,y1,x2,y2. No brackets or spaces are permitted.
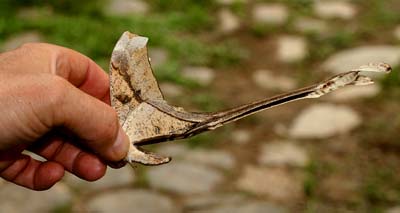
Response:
53,45,111,104
9,43,111,104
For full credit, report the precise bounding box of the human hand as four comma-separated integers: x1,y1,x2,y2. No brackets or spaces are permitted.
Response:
0,43,130,190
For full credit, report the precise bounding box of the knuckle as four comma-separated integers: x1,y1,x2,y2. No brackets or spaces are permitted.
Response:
42,74,70,109
2,43,40,60
18,42,47,54
19,42,38,50
19,42,51,50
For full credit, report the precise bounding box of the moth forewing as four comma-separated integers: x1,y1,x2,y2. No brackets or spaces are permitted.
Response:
110,31,392,166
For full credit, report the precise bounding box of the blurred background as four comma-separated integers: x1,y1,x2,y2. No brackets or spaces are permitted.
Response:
1,0,400,212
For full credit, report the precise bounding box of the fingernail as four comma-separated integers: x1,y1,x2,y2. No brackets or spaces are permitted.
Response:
111,127,130,161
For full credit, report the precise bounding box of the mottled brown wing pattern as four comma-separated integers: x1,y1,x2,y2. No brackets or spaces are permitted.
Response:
110,32,164,124
109,31,392,166
110,32,181,165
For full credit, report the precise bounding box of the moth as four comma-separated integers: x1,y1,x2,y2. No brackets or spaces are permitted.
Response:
110,31,392,166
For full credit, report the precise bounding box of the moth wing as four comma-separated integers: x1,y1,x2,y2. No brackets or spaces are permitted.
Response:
110,31,164,124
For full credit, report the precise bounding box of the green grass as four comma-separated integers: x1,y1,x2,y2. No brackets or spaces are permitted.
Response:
304,160,318,198
190,93,225,112
51,202,73,213
279,0,313,16
149,0,216,13
305,29,358,62
361,114,400,152
0,1,245,87
184,124,230,149
380,66,400,96
358,0,400,28
153,61,200,88
229,0,247,18
362,167,400,209
133,166,151,188
352,0,400,42
250,23,283,37
0,13,211,59
0,0,105,16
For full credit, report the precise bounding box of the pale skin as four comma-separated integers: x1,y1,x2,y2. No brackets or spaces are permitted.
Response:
0,43,130,190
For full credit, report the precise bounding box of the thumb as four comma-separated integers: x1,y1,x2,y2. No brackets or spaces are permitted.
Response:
44,76,130,162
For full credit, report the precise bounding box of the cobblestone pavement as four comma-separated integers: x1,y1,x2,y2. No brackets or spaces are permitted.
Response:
1,0,400,212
